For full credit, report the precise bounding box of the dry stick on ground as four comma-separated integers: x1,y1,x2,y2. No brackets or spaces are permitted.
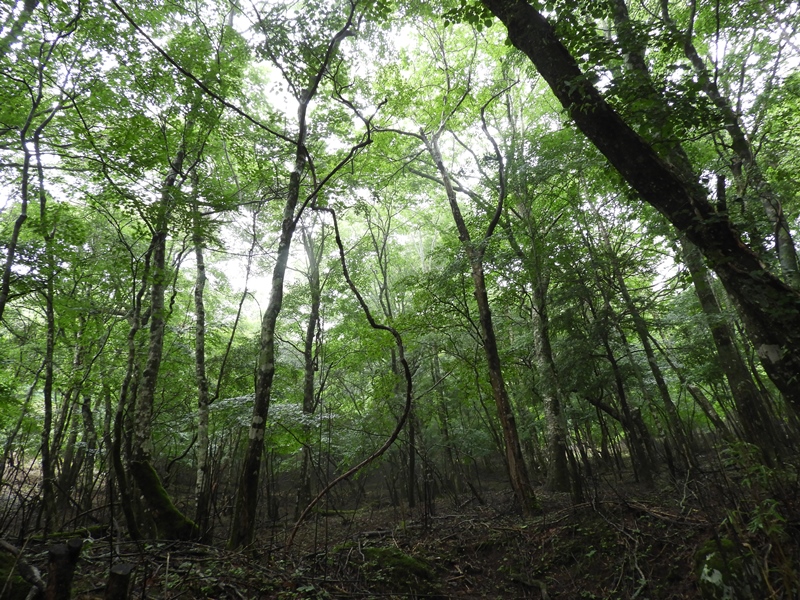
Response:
286,206,414,549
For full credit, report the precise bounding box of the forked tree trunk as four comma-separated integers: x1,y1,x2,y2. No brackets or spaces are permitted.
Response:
228,12,362,548
421,131,538,515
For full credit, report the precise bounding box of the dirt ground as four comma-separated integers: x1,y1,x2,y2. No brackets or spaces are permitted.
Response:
6,460,799,599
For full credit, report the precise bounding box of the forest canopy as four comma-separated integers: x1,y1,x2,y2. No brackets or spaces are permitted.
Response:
2,0,800,597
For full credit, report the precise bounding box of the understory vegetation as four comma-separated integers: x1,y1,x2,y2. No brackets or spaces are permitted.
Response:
2,0,800,597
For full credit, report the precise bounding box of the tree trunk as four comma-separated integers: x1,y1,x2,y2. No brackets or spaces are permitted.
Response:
296,225,323,518
228,171,301,548
680,237,783,460
663,3,800,288
481,0,800,410
421,131,538,515
128,153,199,541
228,13,357,549
191,177,213,541
531,273,571,492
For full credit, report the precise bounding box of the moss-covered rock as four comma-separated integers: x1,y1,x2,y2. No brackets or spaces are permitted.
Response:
694,538,764,600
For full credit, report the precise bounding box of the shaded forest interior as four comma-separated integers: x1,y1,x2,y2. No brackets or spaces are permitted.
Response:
2,0,800,597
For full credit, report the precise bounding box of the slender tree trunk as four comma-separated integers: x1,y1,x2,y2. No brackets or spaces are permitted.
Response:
192,178,212,541
586,198,691,467
531,274,571,492
421,131,538,515
35,130,56,535
481,0,800,409
433,350,458,492
501,212,571,493
228,171,301,548
79,394,98,515
586,290,655,485
128,153,199,541
680,237,783,460
599,343,654,486
227,15,360,547
296,225,323,518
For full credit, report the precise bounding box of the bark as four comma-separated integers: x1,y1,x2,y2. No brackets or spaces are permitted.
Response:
531,273,571,492
686,384,733,440
296,225,323,518
79,394,98,514
680,237,783,459
44,539,82,600
501,208,571,493
191,178,212,541
586,290,655,485
661,3,800,288
38,135,56,535
480,0,800,410
228,166,301,549
128,152,199,540
228,13,361,548
104,563,134,600
421,131,538,515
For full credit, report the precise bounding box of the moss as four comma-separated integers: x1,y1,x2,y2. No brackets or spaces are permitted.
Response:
130,459,199,540
694,538,764,600
359,546,441,597
0,552,35,600
32,524,108,542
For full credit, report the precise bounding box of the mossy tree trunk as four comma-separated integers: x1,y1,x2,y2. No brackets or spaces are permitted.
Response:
128,151,199,541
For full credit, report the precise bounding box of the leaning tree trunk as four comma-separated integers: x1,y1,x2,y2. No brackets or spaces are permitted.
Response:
421,131,538,515
481,0,800,411
681,237,784,460
662,2,800,289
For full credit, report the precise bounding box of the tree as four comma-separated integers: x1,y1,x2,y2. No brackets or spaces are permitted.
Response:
479,0,800,411
228,0,373,548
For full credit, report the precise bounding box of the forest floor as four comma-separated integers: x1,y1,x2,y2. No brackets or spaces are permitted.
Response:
8,458,800,599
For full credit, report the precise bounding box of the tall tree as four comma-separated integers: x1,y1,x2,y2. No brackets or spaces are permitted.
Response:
479,0,800,410
228,0,373,548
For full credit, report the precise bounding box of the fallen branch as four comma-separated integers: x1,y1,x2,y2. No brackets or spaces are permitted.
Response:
0,538,45,597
